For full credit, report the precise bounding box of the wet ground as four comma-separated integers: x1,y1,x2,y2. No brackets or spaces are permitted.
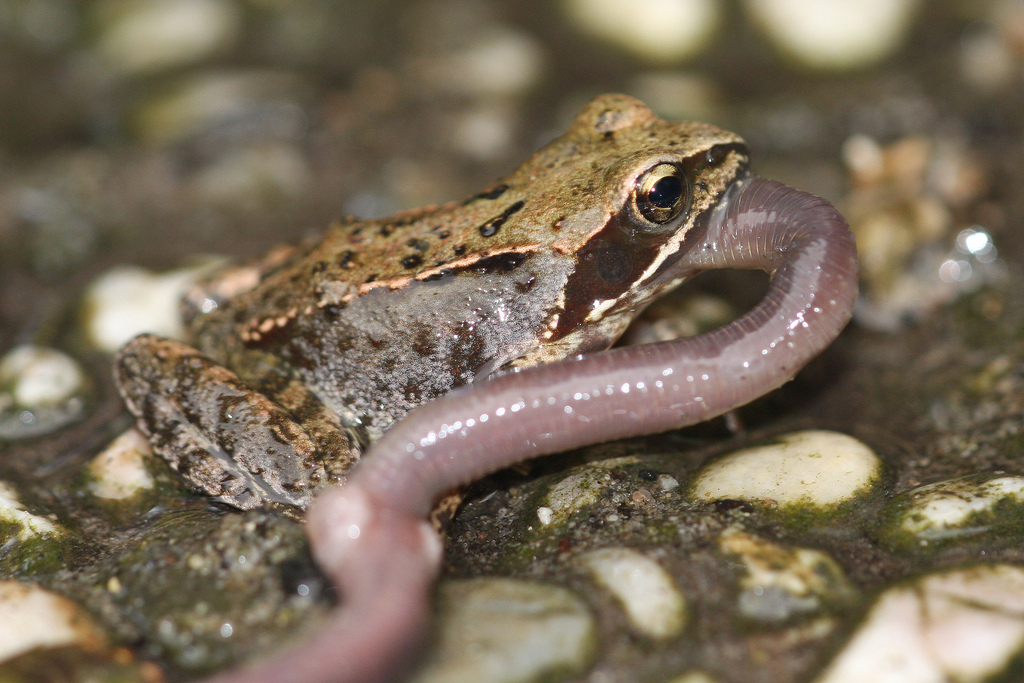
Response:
2,1,1024,681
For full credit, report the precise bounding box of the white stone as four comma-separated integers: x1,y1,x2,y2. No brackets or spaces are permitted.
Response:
194,142,311,208
451,104,516,161
0,481,62,540
96,0,240,75
658,474,680,492
0,581,107,662
0,345,85,408
745,0,920,70
134,70,303,145
84,263,217,353
896,475,1024,541
580,547,685,639
668,673,719,683
536,506,554,526
564,0,720,63
545,456,639,520
690,431,882,510
87,429,156,500
718,527,854,622
413,578,595,683
817,565,1024,683
426,28,545,97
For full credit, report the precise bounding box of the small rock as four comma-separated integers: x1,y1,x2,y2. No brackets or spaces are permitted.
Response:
817,565,1024,683
94,0,240,75
544,456,639,522
417,27,545,97
718,527,855,623
745,0,920,70
87,429,156,500
658,474,680,492
193,141,311,208
690,431,882,512
133,70,307,146
450,103,517,161
0,581,107,663
580,547,686,639
413,578,596,683
0,482,62,541
668,673,719,683
629,71,722,123
563,0,720,63
0,345,88,440
83,262,219,353
885,474,1024,546
536,506,554,526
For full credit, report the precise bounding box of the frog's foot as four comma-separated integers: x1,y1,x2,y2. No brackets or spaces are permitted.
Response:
114,334,330,509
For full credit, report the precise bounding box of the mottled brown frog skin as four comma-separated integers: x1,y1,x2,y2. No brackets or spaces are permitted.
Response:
114,94,749,509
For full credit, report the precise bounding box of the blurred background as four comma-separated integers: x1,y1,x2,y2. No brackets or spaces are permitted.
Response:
2,2,1024,682
1,0,1020,343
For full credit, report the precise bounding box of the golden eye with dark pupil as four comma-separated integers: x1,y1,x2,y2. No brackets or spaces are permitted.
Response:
634,163,687,224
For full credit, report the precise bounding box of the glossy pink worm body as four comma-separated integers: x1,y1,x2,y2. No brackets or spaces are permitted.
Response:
203,176,859,683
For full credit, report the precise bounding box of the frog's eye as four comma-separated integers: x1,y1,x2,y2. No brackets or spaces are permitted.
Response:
632,163,689,226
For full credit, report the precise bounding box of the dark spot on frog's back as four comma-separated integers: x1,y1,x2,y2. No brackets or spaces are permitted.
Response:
471,252,529,274
402,255,423,269
337,250,356,268
463,183,509,204
478,200,525,238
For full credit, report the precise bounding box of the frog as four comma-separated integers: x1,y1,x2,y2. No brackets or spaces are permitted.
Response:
113,93,751,511
118,94,859,683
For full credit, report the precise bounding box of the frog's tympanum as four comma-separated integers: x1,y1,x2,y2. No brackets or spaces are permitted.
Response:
114,95,859,683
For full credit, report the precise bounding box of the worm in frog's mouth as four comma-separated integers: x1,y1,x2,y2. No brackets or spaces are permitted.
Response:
203,176,858,683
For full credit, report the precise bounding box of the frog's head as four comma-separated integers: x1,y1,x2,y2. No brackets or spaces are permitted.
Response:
516,94,752,353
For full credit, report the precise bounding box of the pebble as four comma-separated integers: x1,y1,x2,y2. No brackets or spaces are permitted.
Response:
193,141,312,208
544,456,639,521
886,474,1024,545
450,102,517,161
817,565,1024,683
419,27,545,98
87,429,156,500
667,674,718,683
745,0,920,70
413,578,595,683
563,0,720,63
83,262,218,353
133,70,306,146
690,431,882,512
718,527,855,623
94,0,240,75
0,345,88,440
580,547,686,639
0,482,62,541
0,581,107,663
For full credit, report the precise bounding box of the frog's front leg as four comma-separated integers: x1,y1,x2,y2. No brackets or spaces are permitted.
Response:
114,334,357,509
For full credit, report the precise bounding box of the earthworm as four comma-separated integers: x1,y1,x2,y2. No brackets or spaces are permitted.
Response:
203,176,858,683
